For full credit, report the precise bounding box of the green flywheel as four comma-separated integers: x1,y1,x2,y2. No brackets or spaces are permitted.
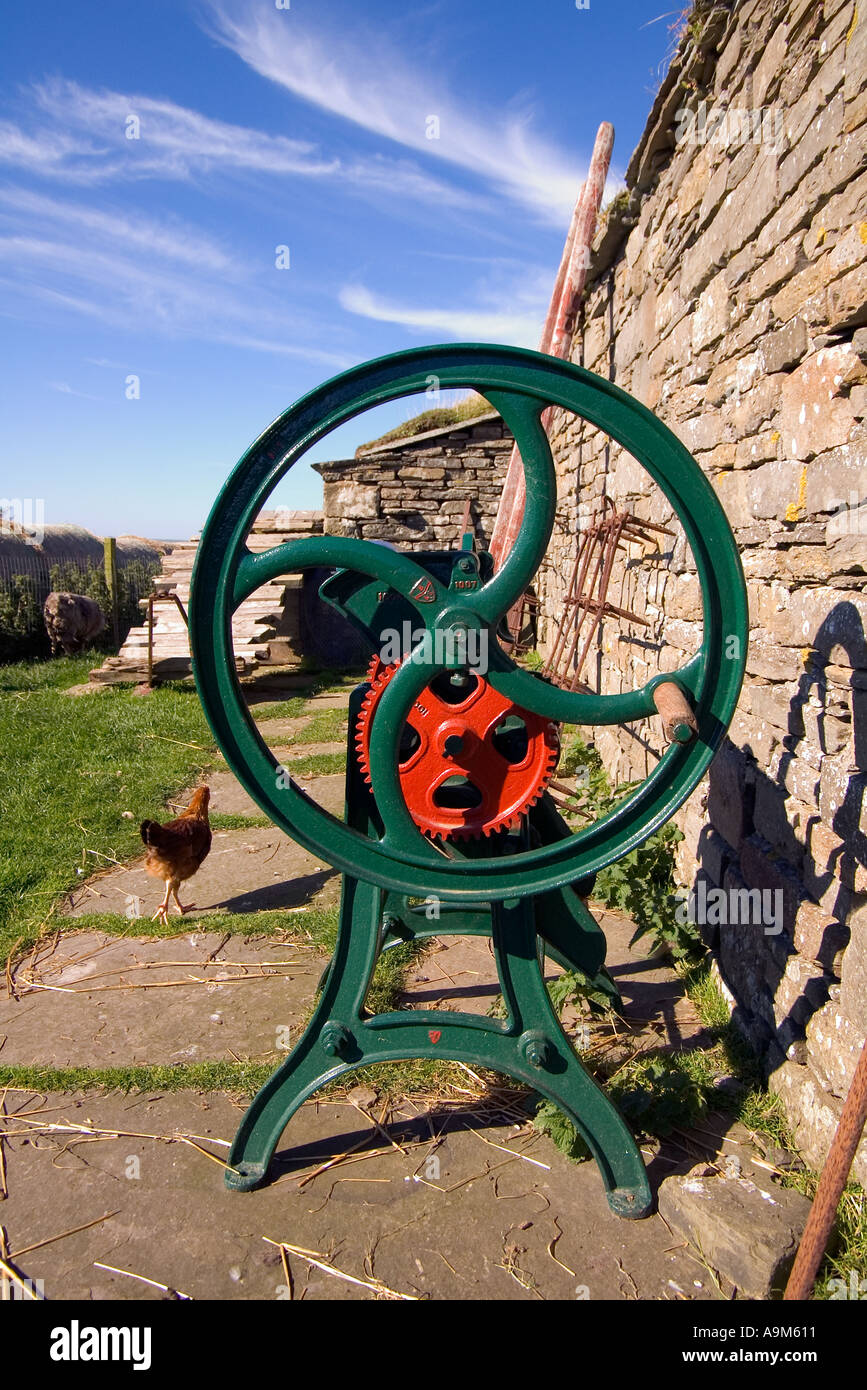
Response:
190,344,747,903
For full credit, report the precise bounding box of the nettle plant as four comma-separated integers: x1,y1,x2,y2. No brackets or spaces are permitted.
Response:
558,734,698,960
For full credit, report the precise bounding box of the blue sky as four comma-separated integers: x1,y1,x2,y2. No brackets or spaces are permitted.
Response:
1,0,680,540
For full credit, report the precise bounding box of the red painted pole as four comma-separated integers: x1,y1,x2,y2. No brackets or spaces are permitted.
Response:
489,199,582,563
489,122,615,581
784,1035,867,1300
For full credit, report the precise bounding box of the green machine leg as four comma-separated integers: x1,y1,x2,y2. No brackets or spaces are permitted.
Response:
226,871,651,1218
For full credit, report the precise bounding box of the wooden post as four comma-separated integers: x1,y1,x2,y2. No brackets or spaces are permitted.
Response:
147,595,155,687
103,537,120,648
490,122,615,575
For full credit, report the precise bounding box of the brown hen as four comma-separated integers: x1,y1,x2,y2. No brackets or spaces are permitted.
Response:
140,786,211,924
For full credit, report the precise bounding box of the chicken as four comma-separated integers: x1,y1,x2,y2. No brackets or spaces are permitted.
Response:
140,786,211,924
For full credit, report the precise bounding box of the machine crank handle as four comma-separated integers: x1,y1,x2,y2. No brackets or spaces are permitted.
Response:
652,680,699,745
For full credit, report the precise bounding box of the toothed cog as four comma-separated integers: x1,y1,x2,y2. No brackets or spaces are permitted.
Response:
355,656,560,840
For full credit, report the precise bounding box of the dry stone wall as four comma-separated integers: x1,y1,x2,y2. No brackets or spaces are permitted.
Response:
538,0,867,1179
313,413,512,551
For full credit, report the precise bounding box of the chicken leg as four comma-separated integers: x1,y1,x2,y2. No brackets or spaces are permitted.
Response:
151,878,191,924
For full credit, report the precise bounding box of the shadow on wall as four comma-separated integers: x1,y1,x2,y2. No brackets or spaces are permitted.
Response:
696,601,865,1071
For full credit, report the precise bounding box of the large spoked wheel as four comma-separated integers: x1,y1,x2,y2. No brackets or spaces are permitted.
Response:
190,344,747,903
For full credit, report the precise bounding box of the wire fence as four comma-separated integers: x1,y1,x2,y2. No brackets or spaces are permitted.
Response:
0,552,160,663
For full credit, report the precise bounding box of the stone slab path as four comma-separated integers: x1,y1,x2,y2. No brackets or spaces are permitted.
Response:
65,825,338,920
0,931,326,1067
1,1088,733,1302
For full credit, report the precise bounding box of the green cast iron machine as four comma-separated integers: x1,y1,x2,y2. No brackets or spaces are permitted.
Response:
190,345,747,1218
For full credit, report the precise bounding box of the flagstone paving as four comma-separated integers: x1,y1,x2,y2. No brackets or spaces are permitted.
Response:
0,678,770,1301
1,1087,747,1301
0,930,327,1068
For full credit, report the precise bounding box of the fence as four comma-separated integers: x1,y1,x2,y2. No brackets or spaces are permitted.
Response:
0,549,160,663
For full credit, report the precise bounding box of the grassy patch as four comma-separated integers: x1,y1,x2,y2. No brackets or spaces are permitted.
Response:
0,1055,493,1104
814,1188,866,1299
250,695,308,723
0,1061,274,1097
0,653,99,692
286,751,346,777
320,1057,489,1100
356,393,492,453
288,708,348,745
557,733,698,960
250,672,360,725
365,941,419,1016
208,812,273,830
0,658,218,965
74,905,340,946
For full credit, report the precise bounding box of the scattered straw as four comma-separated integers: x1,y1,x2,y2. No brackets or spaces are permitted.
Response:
1,1116,239,1175
279,1243,294,1300
9,1211,118,1260
350,1097,407,1156
94,1260,192,1299
263,1237,417,1301
469,1127,550,1170
547,1216,576,1277
0,1091,7,1200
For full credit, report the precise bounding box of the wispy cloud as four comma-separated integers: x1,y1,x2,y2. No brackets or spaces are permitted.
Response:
0,79,486,218
342,156,489,214
0,119,106,177
339,280,547,348
25,78,337,181
205,2,584,223
0,226,351,368
0,187,234,272
48,380,102,400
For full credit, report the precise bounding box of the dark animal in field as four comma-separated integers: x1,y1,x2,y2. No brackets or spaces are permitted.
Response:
43,591,106,655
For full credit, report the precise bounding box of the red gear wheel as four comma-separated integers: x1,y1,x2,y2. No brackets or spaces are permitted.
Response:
355,657,560,840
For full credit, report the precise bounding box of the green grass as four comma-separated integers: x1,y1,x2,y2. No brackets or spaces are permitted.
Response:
0,655,218,965
0,650,357,969
0,1054,491,1103
283,751,346,777
250,670,361,725
0,1060,275,1096
287,708,348,745
73,905,340,945
250,695,308,722
208,812,273,830
356,393,492,453
0,653,97,692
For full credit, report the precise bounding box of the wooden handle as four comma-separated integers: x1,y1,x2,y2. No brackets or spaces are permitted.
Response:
653,681,698,744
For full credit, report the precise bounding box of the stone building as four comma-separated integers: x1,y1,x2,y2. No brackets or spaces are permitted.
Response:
536,0,866,1178
313,411,512,551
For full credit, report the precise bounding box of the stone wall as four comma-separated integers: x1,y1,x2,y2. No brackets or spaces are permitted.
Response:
313,412,512,551
537,0,867,1179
